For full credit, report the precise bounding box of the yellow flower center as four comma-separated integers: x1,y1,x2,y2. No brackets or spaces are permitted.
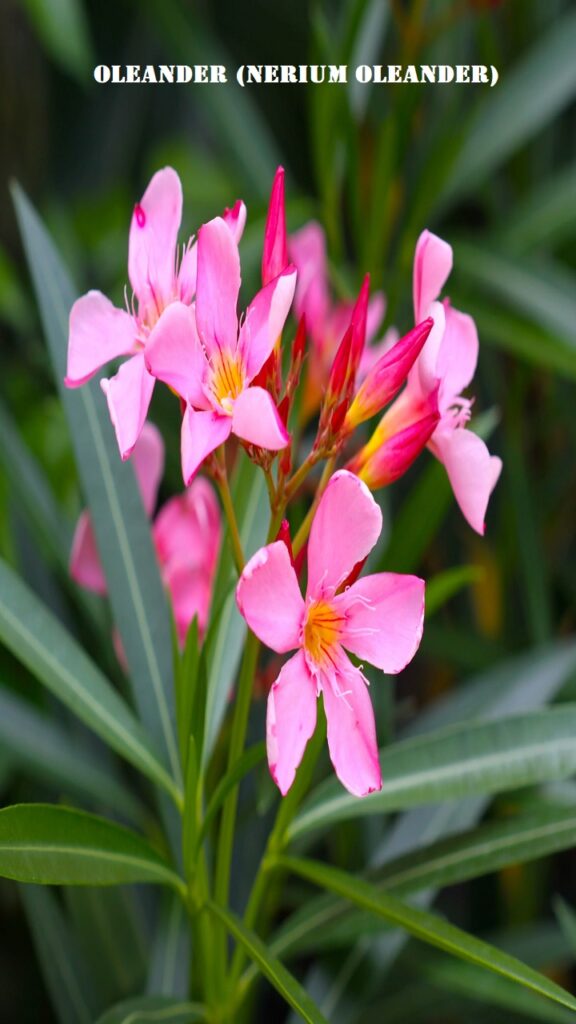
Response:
303,599,344,668
210,351,245,413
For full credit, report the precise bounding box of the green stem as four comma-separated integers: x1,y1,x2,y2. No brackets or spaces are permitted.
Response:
229,714,326,997
215,455,245,574
283,450,319,504
213,630,261,983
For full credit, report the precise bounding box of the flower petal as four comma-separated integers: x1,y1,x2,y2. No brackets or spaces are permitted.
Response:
128,167,182,305
267,650,317,795
413,229,453,322
195,217,241,356
65,291,137,387
154,478,221,573
100,353,155,460
409,300,446,398
132,421,165,517
432,427,502,535
238,268,297,382
176,200,247,305
163,560,213,645
289,221,330,343
307,470,382,597
145,302,209,408
236,541,304,654
262,167,288,286
321,652,381,797
232,386,289,450
69,510,107,595
223,199,247,243
437,302,479,409
336,573,425,673
181,405,232,485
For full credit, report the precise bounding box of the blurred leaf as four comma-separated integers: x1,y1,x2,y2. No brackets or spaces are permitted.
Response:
0,804,184,890
0,243,32,332
377,805,576,897
456,244,576,360
21,0,94,82
289,705,576,842
0,685,144,823
382,462,451,573
426,566,484,618
279,856,576,1014
208,900,329,1024
146,892,190,998
96,996,205,1024
12,184,182,795
66,886,148,1006
464,301,576,381
347,0,389,119
0,557,179,803
499,163,576,252
554,897,576,959
442,10,576,203
204,456,268,761
21,884,97,1024
175,617,200,770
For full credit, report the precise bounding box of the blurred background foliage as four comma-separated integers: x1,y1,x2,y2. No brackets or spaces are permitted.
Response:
0,0,575,1020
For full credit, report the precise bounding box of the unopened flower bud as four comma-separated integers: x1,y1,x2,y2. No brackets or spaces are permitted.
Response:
262,166,288,286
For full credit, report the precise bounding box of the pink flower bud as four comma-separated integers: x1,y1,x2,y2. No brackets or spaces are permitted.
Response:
262,166,288,286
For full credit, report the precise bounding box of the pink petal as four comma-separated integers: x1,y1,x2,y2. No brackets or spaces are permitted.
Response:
100,353,155,460
366,292,386,345
163,560,213,645
336,573,425,673
66,291,137,387
437,302,479,409
307,470,382,597
128,167,182,306
195,217,241,357
232,386,289,450
236,541,305,654
154,478,221,573
289,221,330,342
69,510,107,595
413,229,453,322
238,268,297,382
432,427,502,535
409,300,446,399
353,405,439,489
145,302,209,408
223,199,247,243
181,405,232,485
132,421,165,517
267,650,317,796
321,652,381,797
262,167,288,286
358,327,400,381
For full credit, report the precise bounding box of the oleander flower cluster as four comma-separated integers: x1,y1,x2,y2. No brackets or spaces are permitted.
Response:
66,164,501,797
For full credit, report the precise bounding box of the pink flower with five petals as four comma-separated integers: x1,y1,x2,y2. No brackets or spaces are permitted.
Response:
145,216,297,484
65,167,246,460
236,471,425,797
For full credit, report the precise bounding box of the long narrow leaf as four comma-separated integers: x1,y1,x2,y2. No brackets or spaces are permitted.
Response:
97,997,205,1024
279,856,576,1015
12,183,181,790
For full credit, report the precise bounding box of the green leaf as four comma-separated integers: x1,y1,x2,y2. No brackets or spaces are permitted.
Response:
377,806,576,897
0,557,179,804
196,742,266,851
554,898,576,960
289,704,576,842
21,884,97,1024
0,804,185,892
442,10,576,203
204,456,268,760
279,856,576,1015
96,997,205,1024
464,301,576,381
12,184,181,793
207,900,329,1024
425,566,484,618
22,0,94,82
146,892,190,998
0,685,144,823
499,163,576,253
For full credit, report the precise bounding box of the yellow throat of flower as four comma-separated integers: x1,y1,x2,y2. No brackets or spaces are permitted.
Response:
303,599,344,668
210,351,245,414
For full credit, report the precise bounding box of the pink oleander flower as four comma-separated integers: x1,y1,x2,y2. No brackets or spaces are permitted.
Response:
65,167,246,460
145,216,297,484
289,222,390,417
70,422,221,645
350,230,502,534
236,470,425,797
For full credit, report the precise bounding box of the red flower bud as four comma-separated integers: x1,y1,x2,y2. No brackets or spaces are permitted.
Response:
262,166,288,286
